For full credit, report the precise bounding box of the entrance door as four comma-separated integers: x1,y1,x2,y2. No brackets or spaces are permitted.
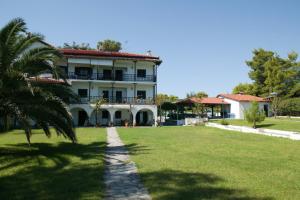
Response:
103,70,112,80
115,70,123,81
264,104,269,117
142,111,148,125
116,91,122,103
78,111,87,126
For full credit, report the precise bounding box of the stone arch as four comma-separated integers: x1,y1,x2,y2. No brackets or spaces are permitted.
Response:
70,107,89,127
90,108,111,126
135,108,155,126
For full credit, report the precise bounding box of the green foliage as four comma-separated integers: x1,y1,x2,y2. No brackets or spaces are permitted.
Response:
192,103,206,118
244,102,265,128
245,49,300,97
61,41,93,50
232,83,255,95
186,91,208,98
97,39,122,52
220,119,229,125
279,98,300,116
0,18,77,143
270,96,282,118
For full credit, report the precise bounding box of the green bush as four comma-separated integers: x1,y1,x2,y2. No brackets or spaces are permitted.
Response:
220,119,229,125
244,101,265,128
279,98,300,116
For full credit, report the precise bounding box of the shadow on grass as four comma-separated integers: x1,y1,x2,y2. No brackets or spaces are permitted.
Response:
256,124,275,128
0,142,106,200
139,170,274,200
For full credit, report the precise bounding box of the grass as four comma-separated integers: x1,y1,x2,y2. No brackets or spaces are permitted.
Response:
118,126,300,200
212,117,300,132
0,128,106,200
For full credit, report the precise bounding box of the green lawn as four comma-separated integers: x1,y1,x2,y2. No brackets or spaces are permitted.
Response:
118,126,300,200
213,117,300,132
0,128,106,200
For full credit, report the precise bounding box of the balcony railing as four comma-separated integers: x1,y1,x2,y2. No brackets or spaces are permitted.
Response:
67,72,156,82
72,96,155,105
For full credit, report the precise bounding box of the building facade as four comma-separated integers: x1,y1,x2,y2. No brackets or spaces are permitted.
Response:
57,49,162,127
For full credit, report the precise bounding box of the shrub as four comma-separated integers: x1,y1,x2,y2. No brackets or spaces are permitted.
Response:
220,119,229,125
279,98,300,116
244,101,265,128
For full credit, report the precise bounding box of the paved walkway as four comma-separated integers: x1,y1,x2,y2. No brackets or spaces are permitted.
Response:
104,127,151,200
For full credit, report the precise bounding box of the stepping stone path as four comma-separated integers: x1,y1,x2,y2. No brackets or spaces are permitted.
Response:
104,127,151,200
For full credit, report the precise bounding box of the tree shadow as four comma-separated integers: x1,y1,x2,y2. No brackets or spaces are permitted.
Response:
256,124,275,128
0,142,107,200
139,170,274,200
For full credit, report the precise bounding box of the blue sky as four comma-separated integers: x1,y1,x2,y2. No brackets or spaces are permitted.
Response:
1,0,300,98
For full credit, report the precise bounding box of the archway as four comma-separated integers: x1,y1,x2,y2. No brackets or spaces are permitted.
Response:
70,108,89,127
90,109,111,126
135,109,154,126
113,109,133,126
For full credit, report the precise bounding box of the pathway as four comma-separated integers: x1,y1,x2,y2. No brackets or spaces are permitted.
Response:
104,127,151,200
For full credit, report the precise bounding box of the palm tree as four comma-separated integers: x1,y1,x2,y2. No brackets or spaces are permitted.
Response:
0,18,77,144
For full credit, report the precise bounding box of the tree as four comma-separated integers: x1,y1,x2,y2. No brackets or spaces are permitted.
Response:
244,49,300,97
244,101,265,128
186,91,208,98
192,103,206,118
246,49,274,96
97,39,122,52
60,41,93,50
232,83,255,95
155,94,169,125
94,98,107,126
270,96,281,118
0,18,77,144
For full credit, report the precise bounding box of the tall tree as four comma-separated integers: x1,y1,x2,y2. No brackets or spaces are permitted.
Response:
232,83,255,95
246,49,274,96
0,18,77,144
97,39,122,52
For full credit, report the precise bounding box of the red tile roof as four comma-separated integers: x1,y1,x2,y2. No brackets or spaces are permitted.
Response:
177,97,229,105
217,94,269,102
60,49,162,64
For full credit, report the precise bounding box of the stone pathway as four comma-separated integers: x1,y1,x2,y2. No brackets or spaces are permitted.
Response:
104,127,151,200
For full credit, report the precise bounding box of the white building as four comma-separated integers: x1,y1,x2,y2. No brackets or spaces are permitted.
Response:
216,93,271,119
55,49,162,127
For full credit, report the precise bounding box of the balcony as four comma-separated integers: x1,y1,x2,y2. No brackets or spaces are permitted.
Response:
73,96,155,105
67,72,156,82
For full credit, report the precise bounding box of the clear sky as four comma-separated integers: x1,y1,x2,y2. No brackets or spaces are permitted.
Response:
1,0,300,98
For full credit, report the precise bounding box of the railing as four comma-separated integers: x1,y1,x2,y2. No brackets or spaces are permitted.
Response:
67,72,156,82
73,96,155,105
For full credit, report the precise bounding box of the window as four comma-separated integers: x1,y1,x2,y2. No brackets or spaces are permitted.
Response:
78,89,88,98
102,90,109,99
137,90,146,99
115,111,121,119
102,110,109,119
75,67,91,76
137,69,146,78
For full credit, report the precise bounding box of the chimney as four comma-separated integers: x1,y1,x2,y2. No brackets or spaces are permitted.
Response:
238,92,244,95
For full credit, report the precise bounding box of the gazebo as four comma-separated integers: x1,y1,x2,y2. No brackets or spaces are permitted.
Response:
176,97,230,119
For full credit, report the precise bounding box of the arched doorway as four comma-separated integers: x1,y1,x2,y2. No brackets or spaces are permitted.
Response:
70,108,89,127
90,109,111,126
113,109,133,126
135,109,154,126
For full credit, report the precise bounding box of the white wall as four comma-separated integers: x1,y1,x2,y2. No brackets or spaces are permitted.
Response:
223,98,271,119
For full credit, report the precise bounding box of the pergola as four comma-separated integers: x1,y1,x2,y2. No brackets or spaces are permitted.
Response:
176,97,230,119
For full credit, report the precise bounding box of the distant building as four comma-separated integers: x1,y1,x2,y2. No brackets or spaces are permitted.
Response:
177,93,271,119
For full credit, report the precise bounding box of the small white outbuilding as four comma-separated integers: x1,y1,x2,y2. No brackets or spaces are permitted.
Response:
217,93,271,119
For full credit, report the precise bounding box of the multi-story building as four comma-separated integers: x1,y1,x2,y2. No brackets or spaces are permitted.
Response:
56,49,162,127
